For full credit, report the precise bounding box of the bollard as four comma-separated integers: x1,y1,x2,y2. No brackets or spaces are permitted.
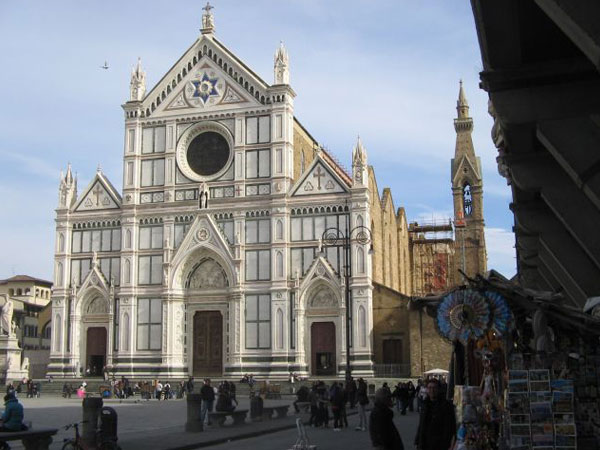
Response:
185,393,204,432
82,397,103,446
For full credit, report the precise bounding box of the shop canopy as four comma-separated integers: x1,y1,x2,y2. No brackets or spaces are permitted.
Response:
424,368,449,375
410,270,600,337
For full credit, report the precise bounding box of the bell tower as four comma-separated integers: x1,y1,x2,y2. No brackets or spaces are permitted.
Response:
451,81,487,280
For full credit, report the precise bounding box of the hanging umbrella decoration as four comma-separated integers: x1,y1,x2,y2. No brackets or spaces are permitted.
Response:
482,290,513,337
437,290,491,345
437,289,513,345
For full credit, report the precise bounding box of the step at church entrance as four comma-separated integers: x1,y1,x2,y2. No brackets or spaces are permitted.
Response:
193,311,223,376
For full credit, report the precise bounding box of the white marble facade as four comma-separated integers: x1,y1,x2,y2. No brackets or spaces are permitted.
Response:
48,8,374,379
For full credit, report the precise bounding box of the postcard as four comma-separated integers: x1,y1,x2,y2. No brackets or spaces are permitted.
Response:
530,402,552,423
508,392,530,414
529,369,549,381
530,380,551,392
552,391,573,412
531,423,553,435
510,414,530,424
553,413,575,424
509,370,529,380
509,379,529,393
555,435,576,446
510,424,531,436
530,391,551,403
531,433,554,446
551,379,574,393
554,424,576,435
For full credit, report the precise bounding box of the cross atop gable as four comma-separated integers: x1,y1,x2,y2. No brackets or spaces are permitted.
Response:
74,172,121,212
290,157,349,197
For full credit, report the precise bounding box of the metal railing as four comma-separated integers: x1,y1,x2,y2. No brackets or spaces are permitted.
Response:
373,364,411,378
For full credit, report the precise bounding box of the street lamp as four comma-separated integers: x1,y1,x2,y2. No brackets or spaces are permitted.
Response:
320,221,372,382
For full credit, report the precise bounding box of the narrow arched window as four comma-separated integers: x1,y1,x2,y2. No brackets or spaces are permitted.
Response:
123,313,130,351
54,314,62,352
58,233,65,252
357,247,365,274
124,259,131,284
276,220,283,240
125,229,132,249
276,309,284,349
276,251,284,278
57,262,63,286
358,306,366,348
463,183,473,216
356,215,363,228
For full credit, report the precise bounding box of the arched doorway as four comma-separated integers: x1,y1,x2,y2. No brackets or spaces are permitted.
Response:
193,311,223,376
311,322,336,376
86,327,107,377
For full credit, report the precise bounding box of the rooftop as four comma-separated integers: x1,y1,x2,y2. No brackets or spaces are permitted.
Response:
0,275,53,286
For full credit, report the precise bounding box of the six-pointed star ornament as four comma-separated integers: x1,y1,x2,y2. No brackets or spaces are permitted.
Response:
191,72,219,103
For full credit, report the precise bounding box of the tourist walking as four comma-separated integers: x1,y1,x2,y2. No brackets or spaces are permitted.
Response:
417,379,428,412
356,377,369,431
407,381,416,412
414,379,456,450
369,388,404,450
200,379,215,426
330,382,345,431
346,378,357,409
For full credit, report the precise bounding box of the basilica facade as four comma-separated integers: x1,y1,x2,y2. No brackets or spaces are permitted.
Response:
48,7,486,378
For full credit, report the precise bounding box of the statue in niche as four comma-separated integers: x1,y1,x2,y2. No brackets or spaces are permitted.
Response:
309,286,337,308
188,259,227,289
1,298,14,336
87,297,108,315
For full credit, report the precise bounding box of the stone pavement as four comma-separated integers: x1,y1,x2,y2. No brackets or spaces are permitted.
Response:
207,409,420,450
10,396,301,449
6,396,420,449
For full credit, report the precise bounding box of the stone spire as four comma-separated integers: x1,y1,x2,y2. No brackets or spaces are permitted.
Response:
457,79,469,118
129,57,146,102
451,80,487,280
352,135,368,186
274,41,290,85
201,2,215,34
58,163,78,209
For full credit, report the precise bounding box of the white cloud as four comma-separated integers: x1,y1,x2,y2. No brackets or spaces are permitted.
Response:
485,227,516,278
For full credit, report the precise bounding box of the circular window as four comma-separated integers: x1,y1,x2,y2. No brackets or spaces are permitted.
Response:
175,121,234,182
186,132,230,176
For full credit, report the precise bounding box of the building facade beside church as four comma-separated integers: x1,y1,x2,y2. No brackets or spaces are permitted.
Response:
47,7,487,379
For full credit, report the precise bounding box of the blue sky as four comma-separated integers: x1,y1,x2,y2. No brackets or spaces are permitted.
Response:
0,1,516,281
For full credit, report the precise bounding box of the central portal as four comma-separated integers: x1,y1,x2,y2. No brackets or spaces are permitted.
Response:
86,327,107,377
193,311,223,376
311,322,336,376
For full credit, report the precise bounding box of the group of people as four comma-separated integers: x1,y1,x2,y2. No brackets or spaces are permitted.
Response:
295,377,369,432
5,379,40,399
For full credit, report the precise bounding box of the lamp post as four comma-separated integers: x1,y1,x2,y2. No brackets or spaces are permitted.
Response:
320,221,372,381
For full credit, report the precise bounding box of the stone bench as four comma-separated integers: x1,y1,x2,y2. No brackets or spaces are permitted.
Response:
0,427,58,450
261,405,289,420
208,409,248,427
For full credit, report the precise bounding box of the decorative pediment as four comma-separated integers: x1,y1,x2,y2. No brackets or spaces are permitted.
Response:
170,213,237,289
143,35,268,117
299,255,341,296
158,60,258,115
74,172,121,212
308,285,338,309
290,157,349,197
452,155,481,186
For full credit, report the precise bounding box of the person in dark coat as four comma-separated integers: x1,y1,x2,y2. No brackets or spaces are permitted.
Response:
414,379,456,450
356,377,369,431
200,379,216,426
398,383,409,415
0,392,26,431
346,378,357,408
294,385,310,413
407,381,416,412
369,388,404,450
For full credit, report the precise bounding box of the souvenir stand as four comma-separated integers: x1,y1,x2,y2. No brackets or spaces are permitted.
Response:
413,271,600,450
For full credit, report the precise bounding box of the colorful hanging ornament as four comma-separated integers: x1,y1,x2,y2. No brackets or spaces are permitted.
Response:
437,289,490,345
483,290,512,337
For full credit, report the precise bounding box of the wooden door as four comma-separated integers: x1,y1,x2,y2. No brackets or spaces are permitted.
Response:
311,322,336,376
193,311,223,376
382,339,403,364
86,327,107,376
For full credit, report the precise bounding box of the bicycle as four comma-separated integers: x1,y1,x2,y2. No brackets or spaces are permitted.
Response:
62,421,119,450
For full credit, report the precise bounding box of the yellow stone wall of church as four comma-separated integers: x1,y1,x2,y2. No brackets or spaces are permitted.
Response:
368,168,412,295
372,284,411,368
292,120,317,183
408,307,452,377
